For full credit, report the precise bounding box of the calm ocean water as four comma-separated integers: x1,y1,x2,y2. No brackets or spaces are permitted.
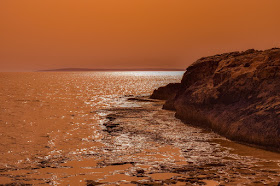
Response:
0,71,183,170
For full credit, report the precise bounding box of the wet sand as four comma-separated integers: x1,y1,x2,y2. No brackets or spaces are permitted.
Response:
1,96,279,185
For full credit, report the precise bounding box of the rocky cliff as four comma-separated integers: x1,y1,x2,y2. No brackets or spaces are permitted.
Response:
151,48,280,152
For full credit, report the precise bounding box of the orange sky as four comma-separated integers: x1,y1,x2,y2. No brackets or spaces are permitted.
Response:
1,0,280,71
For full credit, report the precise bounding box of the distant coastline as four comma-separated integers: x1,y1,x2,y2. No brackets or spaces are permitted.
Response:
37,68,185,72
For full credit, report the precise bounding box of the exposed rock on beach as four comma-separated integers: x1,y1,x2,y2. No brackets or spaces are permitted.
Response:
151,48,280,152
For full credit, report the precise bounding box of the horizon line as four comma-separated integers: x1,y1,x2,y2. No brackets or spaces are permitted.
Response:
37,67,186,72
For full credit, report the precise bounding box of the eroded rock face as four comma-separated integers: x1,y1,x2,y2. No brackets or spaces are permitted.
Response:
150,83,181,100
151,48,280,151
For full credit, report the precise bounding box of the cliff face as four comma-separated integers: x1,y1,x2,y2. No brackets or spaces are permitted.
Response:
151,48,280,151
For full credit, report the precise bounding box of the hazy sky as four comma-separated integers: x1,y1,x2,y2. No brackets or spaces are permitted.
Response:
1,0,280,71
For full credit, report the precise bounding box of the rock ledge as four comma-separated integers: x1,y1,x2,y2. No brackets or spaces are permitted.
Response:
151,48,280,152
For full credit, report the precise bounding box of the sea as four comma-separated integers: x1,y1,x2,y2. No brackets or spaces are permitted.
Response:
0,71,279,185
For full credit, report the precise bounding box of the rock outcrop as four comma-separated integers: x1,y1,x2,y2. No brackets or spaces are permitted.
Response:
150,83,181,100
151,48,280,152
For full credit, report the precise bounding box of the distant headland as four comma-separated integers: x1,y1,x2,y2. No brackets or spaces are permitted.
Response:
37,68,185,72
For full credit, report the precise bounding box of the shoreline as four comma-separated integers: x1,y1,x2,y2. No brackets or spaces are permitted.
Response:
0,95,279,185
174,109,280,153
